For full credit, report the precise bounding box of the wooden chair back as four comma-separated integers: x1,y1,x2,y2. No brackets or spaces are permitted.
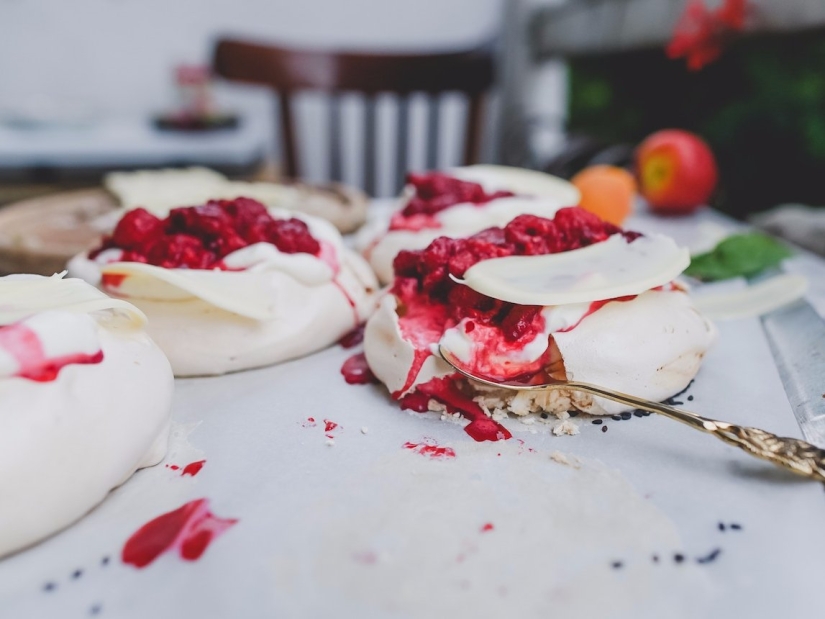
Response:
213,39,495,194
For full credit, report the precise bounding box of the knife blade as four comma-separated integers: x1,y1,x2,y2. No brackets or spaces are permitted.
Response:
762,299,825,448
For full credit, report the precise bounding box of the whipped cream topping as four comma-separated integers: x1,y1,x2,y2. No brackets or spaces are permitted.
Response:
0,275,173,557
68,208,377,376
359,167,580,284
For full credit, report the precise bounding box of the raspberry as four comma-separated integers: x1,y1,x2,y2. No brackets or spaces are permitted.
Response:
169,203,232,238
446,285,503,321
266,218,321,255
146,234,214,269
498,305,543,342
110,208,164,251
504,214,562,255
552,207,614,249
400,172,515,217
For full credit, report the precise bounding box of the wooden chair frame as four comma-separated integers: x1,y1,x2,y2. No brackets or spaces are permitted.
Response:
213,38,495,194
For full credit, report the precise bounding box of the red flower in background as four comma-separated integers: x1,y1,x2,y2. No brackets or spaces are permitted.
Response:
666,0,748,71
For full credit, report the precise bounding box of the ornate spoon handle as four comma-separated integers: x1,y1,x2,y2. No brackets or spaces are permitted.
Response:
568,380,825,483
438,346,825,483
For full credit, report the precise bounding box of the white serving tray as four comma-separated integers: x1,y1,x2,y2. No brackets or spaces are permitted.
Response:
1,206,824,618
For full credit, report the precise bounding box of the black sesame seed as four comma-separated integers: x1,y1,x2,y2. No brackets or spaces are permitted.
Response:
592,419,603,425
611,415,621,421
602,426,608,433
43,582,56,592
674,553,685,563
696,548,722,564
620,412,632,420
718,522,726,531
687,395,694,401
611,561,623,569
101,556,110,566
633,411,645,417
670,400,684,406
730,523,742,530
540,412,548,419
72,569,83,579
569,411,579,417
652,555,659,563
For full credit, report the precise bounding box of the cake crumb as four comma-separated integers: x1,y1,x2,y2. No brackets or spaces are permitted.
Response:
326,438,335,447
361,427,369,434
553,420,580,436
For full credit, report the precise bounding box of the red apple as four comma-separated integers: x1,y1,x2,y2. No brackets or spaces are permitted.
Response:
635,129,718,213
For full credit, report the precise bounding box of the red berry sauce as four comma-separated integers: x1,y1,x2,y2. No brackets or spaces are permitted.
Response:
341,352,378,385
382,207,637,441
90,197,321,269
389,172,515,231
0,321,103,382
121,498,237,568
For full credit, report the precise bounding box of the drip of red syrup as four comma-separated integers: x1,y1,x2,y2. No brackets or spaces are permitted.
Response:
324,420,338,433
181,460,206,477
121,498,237,568
341,352,377,385
481,523,494,533
403,441,456,459
556,295,639,334
391,349,432,400
333,281,361,327
407,377,512,442
0,322,104,382
338,324,365,349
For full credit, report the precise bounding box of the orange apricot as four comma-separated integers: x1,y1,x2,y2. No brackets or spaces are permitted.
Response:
571,165,636,226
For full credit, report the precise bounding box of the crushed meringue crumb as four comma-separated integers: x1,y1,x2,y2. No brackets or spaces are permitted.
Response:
428,399,447,413
549,451,578,467
326,438,336,447
553,420,580,436
361,427,369,434
472,384,592,419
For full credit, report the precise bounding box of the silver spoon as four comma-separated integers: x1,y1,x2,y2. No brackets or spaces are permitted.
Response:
439,345,825,483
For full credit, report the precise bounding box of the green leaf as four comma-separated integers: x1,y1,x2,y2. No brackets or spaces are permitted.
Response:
685,233,792,281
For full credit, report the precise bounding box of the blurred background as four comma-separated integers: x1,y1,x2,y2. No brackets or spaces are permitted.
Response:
1,0,825,252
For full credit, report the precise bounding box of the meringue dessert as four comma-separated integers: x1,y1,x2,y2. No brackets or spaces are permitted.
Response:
363,207,715,440
0,274,173,557
68,197,376,376
360,165,580,284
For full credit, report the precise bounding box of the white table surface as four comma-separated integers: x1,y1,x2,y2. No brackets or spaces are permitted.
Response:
1,205,824,618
